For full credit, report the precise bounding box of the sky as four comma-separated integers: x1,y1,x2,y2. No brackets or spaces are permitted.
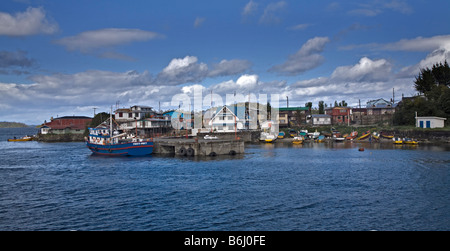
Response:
0,0,449,125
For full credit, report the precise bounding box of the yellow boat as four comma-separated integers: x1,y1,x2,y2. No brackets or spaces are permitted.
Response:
7,136,33,142
356,131,371,140
404,138,419,145
277,132,285,139
292,136,303,144
392,137,403,144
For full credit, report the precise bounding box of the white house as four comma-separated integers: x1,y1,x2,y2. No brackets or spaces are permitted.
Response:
416,116,447,128
311,114,332,125
210,105,247,132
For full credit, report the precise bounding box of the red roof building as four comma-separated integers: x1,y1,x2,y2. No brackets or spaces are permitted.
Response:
40,116,92,134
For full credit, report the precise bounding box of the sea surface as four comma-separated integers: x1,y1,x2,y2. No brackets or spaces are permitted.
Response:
0,127,449,231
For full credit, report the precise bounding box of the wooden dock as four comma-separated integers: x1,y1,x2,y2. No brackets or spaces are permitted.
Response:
153,138,244,156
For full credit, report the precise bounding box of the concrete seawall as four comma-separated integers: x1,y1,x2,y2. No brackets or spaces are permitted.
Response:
153,138,244,156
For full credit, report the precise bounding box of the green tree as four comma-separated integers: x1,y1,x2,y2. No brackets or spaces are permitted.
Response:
318,101,324,114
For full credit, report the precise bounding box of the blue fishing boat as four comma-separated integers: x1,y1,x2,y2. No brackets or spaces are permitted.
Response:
86,109,153,156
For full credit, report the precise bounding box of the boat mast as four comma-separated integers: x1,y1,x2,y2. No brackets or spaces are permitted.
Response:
110,106,113,145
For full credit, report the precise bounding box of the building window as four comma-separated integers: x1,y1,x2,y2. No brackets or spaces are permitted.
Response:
119,112,123,117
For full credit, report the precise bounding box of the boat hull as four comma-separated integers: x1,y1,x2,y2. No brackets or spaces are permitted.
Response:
86,141,153,156
7,137,33,142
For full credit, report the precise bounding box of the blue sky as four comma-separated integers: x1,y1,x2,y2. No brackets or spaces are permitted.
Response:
1,0,449,124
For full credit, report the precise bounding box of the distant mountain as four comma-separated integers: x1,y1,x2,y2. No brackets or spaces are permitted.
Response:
0,122,29,128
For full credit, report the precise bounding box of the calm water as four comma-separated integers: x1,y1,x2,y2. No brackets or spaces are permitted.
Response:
0,127,449,231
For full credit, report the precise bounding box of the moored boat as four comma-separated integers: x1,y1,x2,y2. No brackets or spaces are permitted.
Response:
278,131,285,139
307,130,320,139
316,135,325,143
333,135,345,142
403,138,419,145
356,131,371,140
372,132,380,140
380,132,394,139
7,135,33,142
264,134,277,143
346,131,358,140
393,137,403,144
86,109,153,156
292,136,303,144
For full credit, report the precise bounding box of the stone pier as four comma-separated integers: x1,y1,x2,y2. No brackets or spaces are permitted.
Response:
153,138,244,156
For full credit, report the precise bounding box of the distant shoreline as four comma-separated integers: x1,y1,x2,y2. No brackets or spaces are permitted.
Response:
0,122,31,128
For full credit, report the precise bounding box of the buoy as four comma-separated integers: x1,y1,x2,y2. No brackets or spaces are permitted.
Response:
359,147,365,151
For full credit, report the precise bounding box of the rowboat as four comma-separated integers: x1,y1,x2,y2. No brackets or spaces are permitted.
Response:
403,138,419,145
333,135,345,142
393,137,403,144
278,131,285,139
292,136,303,144
7,136,33,142
380,132,394,139
372,132,380,140
316,135,325,143
264,134,277,143
356,131,371,140
346,131,358,140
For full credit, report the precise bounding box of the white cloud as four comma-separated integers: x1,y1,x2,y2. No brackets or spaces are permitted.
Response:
156,56,251,86
0,7,58,36
348,0,413,17
156,56,208,86
259,1,287,24
381,35,450,52
194,17,206,28
287,23,311,31
242,0,258,16
331,57,392,82
55,28,162,52
208,59,251,77
269,37,330,75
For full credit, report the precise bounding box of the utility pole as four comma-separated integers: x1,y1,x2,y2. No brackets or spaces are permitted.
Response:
93,107,97,117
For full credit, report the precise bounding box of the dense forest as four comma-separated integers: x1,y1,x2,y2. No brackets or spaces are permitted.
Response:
394,61,450,126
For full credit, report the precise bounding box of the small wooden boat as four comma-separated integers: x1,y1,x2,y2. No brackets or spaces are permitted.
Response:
346,131,358,140
292,136,303,144
333,135,345,142
288,129,297,138
356,131,371,140
372,132,380,140
264,134,277,143
403,138,419,145
380,132,394,139
277,131,285,139
316,135,325,143
393,137,403,144
307,130,320,139
7,136,33,142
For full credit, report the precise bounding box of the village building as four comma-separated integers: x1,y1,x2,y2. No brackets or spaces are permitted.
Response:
365,98,396,125
326,107,351,125
114,105,157,122
311,114,332,126
210,105,248,133
114,105,171,137
278,107,310,128
39,116,92,135
416,116,447,128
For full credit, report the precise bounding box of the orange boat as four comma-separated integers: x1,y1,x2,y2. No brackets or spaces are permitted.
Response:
346,131,358,140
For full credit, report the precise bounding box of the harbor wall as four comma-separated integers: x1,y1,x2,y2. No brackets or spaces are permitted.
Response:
35,133,85,142
197,131,261,143
383,129,450,143
153,139,245,156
